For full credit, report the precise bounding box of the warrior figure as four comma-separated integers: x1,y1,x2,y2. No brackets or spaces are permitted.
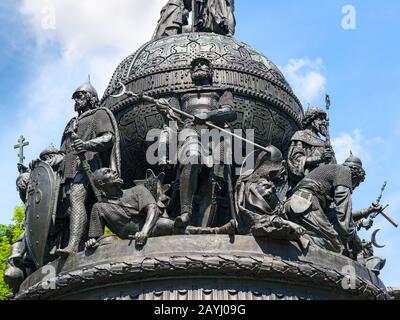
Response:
85,168,236,250
56,80,120,256
153,0,192,39
285,153,383,255
235,146,305,241
173,57,237,228
195,0,236,36
288,107,336,186
85,168,174,249
5,146,64,294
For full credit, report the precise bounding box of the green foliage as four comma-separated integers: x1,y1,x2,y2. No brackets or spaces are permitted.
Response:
0,241,11,300
0,206,25,300
104,226,112,235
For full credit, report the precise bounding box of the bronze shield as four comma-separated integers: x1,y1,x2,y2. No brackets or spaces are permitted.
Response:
25,161,60,268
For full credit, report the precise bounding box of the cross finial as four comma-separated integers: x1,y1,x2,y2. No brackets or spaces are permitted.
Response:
14,135,30,165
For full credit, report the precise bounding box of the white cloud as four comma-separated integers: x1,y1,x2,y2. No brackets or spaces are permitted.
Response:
281,57,326,106
331,129,384,164
0,0,166,224
14,0,165,151
19,0,165,62
332,129,365,164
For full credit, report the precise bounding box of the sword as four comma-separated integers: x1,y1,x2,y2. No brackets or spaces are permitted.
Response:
71,132,102,202
112,82,272,154
369,182,398,228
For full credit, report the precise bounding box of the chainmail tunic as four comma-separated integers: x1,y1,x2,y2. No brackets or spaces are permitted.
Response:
287,164,355,253
302,164,352,199
60,108,115,181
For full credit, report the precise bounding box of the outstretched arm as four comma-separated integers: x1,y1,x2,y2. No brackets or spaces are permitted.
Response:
353,203,384,221
135,204,162,247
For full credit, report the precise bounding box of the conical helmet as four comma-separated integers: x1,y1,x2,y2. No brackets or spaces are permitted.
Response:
72,77,98,99
344,151,363,169
40,145,59,159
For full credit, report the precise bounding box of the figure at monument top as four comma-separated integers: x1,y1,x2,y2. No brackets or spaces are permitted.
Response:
195,0,235,36
153,0,236,39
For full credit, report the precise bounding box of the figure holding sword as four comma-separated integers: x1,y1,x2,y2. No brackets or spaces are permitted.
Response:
112,57,277,229
56,79,120,257
355,181,398,230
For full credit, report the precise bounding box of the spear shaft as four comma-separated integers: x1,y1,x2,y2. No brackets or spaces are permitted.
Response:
325,94,332,148
139,94,272,153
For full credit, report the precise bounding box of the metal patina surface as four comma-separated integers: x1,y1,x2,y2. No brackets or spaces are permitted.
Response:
25,161,60,269
8,1,395,300
17,235,388,300
101,33,303,185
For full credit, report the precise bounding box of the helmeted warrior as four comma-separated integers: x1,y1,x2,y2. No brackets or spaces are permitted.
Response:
174,57,237,228
285,153,383,255
288,107,336,186
5,145,64,294
56,79,120,256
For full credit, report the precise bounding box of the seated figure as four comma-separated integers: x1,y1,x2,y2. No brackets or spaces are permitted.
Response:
86,167,237,250
235,145,305,241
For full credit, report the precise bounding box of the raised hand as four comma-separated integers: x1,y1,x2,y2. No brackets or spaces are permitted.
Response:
369,202,384,215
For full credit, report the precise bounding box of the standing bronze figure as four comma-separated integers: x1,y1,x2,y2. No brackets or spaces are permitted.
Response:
56,80,120,256
195,0,236,36
153,0,192,39
174,57,237,228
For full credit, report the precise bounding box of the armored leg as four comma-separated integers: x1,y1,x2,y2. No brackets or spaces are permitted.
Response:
56,182,88,256
175,163,199,228
186,220,236,235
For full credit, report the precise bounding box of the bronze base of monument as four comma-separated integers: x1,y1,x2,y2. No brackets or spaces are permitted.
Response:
16,235,389,300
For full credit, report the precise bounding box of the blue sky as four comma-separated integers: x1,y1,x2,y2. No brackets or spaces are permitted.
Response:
0,0,399,286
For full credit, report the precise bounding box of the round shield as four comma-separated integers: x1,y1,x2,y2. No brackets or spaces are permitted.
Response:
25,161,60,268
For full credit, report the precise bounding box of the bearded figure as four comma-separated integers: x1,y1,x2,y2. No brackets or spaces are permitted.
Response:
55,79,120,256
288,107,336,186
173,57,236,228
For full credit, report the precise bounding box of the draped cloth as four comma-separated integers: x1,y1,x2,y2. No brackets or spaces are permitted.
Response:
201,0,236,35
288,129,335,184
153,0,191,39
235,159,305,241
